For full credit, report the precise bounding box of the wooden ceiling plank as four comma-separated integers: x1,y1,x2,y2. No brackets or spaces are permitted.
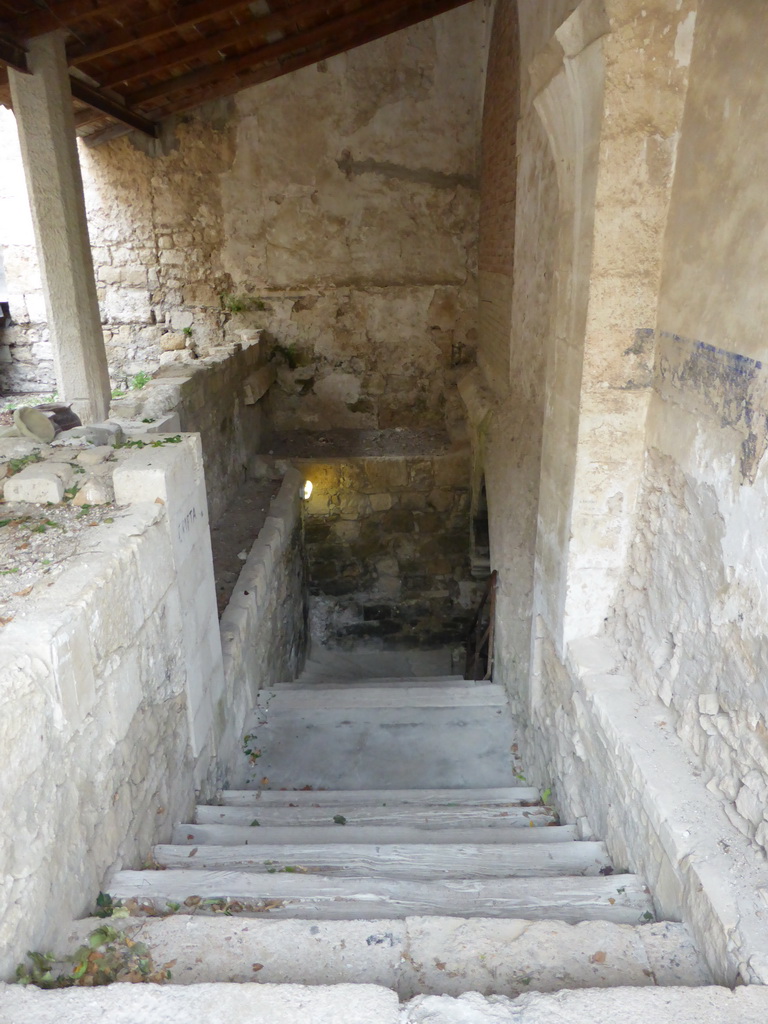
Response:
69,0,261,62
128,0,422,105
6,0,141,41
151,0,471,119
94,0,345,87
69,75,159,135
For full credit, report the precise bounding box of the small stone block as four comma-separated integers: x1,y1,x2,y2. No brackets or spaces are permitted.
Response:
4,467,65,503
76,446,113,466
144,412,182,433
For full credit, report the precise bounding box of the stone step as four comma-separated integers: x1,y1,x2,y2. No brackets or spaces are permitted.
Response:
270,675,473,692
296,647,456,681
4,982,764,1024
173,822,579,847
153,840,611,877
108,869,654,923
274,674,466,690
234,703,518,790
194,803,556,829
59,916,712,994
217,786,541,806
257,682,506,709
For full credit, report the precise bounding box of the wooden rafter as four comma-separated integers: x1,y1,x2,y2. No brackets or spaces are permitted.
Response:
68,0,257,62
4,0,139,40
0,31,158,136
128,0,455,107
68,76,158,135
151,0,471,119
93,0,346,87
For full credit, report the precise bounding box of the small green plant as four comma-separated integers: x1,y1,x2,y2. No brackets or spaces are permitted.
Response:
7,452,43,476
250,819,260,827
333,814,347,826
182,326,193,337
130,371,152,390
541,788,552,804
220,293,247,313
243,733,262,766
113,435,183,450
111,387,126,399
14,923,174,989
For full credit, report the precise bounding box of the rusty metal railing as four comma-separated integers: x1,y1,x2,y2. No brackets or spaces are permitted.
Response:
464,569,497,681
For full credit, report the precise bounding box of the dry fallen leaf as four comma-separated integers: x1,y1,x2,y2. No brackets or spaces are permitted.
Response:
13,585,33,597
590,951,607,964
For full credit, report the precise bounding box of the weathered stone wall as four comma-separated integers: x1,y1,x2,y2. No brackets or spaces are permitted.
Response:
0,5,485,436
218,468,308,781
501,0,768,986
110,340,271,524
609,0,768,859
297,448,481,649
0,498,196,981
0,107,51,392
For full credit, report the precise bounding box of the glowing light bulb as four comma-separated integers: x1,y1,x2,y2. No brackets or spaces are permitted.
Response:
303,480,313,500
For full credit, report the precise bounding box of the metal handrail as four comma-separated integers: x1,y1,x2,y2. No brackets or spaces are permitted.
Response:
464,569,497,681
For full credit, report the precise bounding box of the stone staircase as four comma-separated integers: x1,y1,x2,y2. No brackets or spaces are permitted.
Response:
1,652,728,1022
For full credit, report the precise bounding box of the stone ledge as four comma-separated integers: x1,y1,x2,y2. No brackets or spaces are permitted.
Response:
565,636,768,986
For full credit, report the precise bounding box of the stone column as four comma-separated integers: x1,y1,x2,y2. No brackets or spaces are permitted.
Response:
8,32,111,423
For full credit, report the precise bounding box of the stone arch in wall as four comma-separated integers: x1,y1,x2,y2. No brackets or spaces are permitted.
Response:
528,0,696,656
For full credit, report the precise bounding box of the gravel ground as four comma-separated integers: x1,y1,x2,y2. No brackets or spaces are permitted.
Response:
0,499,124,625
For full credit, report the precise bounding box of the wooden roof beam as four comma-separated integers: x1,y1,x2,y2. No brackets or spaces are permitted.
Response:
150,0,472,119
68,0,256,62
93,0,345,87
128,0,427,106
69,76,159,136
5,0,141,41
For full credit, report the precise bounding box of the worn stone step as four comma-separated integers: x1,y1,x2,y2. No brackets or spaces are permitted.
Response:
234,703,518,790
274,674,466,690
194,803,556,828
108,869,654,923
217,786,541,806
3,982,764,1024
258,683,504,708
60,916,712,994
173,822,579,847
153,840,611,877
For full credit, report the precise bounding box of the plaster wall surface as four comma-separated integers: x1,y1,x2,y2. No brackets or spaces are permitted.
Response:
0,6,485,440
467,0,558,707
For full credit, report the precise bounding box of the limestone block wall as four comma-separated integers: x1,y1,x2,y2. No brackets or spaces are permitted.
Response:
218,468,308,781
0,5,486,438
0,497,197,981
297,449,482,648
110,340,269,523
